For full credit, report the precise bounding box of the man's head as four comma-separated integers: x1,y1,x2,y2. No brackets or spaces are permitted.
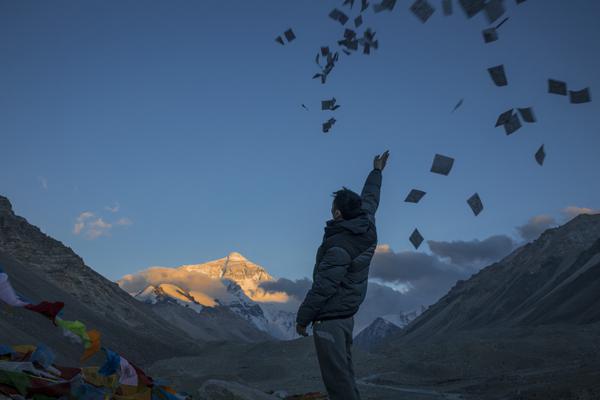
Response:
331,187,362,220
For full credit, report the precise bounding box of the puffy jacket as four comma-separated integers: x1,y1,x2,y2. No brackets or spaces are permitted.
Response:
296,169,382,326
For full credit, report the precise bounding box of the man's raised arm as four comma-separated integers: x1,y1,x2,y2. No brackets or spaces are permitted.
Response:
361,150,389,217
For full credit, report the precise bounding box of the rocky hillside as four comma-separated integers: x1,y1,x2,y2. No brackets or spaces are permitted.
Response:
397,213,600,340
370,214,600,399
0,195,201,366
354,317,402,352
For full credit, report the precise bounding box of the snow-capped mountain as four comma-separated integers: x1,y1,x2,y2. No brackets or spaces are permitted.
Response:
120,252,298,340
134,283,204,313
179,252,274,298
381,310,420,328
354,317,403,352
354,311,421,352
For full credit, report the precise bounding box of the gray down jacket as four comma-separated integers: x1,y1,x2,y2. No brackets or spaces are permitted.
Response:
296,169,381,326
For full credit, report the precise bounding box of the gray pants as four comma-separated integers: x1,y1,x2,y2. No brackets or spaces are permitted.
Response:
313,317,361,400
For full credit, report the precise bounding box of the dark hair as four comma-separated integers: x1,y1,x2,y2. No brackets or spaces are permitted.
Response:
332,187,362,219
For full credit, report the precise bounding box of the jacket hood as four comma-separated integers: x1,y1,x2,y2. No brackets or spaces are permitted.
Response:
325,213,370,236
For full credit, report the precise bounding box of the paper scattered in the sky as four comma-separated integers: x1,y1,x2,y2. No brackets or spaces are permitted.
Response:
442,0,453,16
284,29,296,42
355,15,364,28
459,0,485,18
484,0,505,24
405,189,427,203
410,0,435,23
329,9,349,25
495,109,513,127
518,107,536,123
301,104,309,111
535,145,546,166
495,16,509,29
359,28,379,54
321,98,341,111
548,79,567,95
276,28,296,45
467,193,484,216
373,0,398,13
409,228,424,250
483,28,498,43
431,154,455,176
569,87,591,104
504,113,522,135
313,51,340,84
488,64,508,86
452,98,464,112
322,118,337,133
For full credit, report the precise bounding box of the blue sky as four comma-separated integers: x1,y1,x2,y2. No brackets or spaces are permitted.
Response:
1,0,598,281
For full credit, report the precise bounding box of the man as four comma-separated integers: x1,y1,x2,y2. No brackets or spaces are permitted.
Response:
296,150,390,400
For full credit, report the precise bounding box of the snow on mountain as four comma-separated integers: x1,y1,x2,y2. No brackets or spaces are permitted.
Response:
179,252,275,300
121,252,297,340
354,310,421,352
381,310,420,329
134,283,204,313
354,317,403,352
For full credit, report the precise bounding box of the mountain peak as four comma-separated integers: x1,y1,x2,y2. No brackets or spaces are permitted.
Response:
227,252,247,261
0,195,14,216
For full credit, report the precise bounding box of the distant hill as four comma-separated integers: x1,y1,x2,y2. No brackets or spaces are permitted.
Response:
354,317,402,352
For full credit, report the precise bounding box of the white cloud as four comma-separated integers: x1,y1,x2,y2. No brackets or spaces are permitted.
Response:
86,218,112,239
562,206,600,219
516,215,557,241
116,218,133,226
117,267,232,302
73,210,131,240
73,211,95,235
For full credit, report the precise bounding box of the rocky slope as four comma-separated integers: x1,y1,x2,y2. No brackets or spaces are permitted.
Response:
134,282,272,342
397,213,600,339
0,195,201,366
370,213,600,399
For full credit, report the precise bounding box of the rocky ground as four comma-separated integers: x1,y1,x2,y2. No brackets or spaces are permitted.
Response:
149,324,600,399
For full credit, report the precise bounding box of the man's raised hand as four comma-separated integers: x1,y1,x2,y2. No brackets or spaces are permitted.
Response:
374,150,390,171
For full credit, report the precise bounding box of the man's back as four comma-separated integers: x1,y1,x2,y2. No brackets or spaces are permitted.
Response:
295,151,389,400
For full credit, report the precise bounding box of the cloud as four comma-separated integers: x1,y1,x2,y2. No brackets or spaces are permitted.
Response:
117,267,233,304
427,235,515,266
354,282,416,332
259,278,312,301
105,202,120,213
86,218,112,239
258,275,430,332
73,209,132,240
562,206,600,219
516,215,557,241
116,218,133,226
73,211,95,235
369,246,470,309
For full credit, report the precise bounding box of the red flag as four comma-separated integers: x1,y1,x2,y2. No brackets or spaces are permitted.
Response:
25,301,64,323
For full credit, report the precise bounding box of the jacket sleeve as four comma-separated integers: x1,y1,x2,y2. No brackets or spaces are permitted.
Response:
296,246,352,326
361,169,382,218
